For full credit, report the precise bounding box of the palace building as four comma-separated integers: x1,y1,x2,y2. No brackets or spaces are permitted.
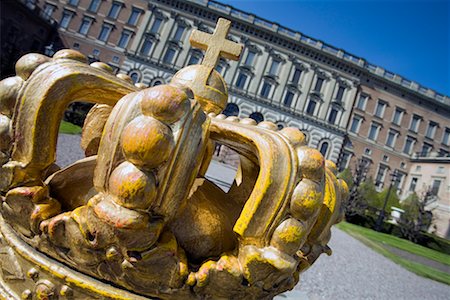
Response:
34,0,450,235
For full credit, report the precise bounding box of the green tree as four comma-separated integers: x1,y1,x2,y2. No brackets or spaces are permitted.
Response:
337,168,354,190
358,178,378,207
371,186,401,214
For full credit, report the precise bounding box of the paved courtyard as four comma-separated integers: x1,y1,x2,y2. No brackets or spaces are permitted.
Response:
56,134,450,299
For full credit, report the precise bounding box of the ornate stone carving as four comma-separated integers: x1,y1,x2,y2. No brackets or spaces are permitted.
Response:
0,18,348,299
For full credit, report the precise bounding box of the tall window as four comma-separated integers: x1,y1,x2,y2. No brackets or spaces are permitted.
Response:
375,164,388,187
163,48,176,64
68,0,79,5
305,99,317,115
319,142,329,157
313,77,324,92
349,116,362,133
386,130,397,148
356,94,368,110
374,100,387,118
127,8,141,26
291,67,302,84
283,91,294,107
431,180,441,196
392,108,404,125
268,60,280,76
150,18,163,33
426,121,438,139
335,86,345,101
108,2,122,19
443,128,450,146
60,11,73,29
140,37,153,55
98,24,112,42
118,30,132,48
260,82,272,98
421,143,432,156
409,177,418,192
78,17,93,35
410,114,421,132
235,73,248,89
173,25,186,41
188,54,201,65
244,50,256,65
368,123,381,141
328,108,339,124
88,0,101,12
403,136,415,154
42,4,55,19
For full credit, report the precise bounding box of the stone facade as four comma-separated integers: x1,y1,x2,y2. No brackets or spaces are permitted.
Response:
402,155,450,239
34,0,449,201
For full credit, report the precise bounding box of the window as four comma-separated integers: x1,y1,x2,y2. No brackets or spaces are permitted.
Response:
78,17,93,35
421,143,432,156
118,30,132,48
140,38,153,55
400,162,406,169
382,155,389,162
215,64,224,73
364,148,372,156
431,180,441,196
150,18,162,33
339,152,351,171
410,114,421,132
127,8,141,26
188,55,201,65
249,112,264,124
88,0,101,12
92,49,100,56
403,136,415,154
112,56,120,63
437,166,445,174
283,91,294,107
356,94,368,110
291,67,302,84
386,130,397,148
60,11,73,29
350,116,362,133
335,86,345,101
73,42,80,49
235,73,247,89
163,48,176,64
443,128,450,146
313,77,324,92
42,4,55,20
305,99,317,115
328,107,338,124
392,108,404,125
268,60,280,76
68,0,79,5
129,71,140,84
426,121,438,139
415,165,422,172
223,103,239,117
409,177,418,192
244,50,256,65
375,164,388,187
98,24,112,42
368,123,381,141
173,25,186,41
260,82,272,98
374,100,387,118
108,2,122,19
319,142,329,157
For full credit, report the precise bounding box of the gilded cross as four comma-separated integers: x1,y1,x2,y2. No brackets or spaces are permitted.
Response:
190,18,243,68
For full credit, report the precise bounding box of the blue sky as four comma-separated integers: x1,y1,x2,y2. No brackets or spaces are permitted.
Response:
219,0,450,95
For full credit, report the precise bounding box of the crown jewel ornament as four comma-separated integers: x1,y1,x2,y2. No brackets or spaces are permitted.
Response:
0,18,348,299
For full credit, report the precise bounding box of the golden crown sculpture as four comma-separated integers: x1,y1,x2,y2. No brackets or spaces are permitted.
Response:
0,18,348,299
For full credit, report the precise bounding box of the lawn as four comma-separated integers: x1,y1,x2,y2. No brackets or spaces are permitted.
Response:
337,222,450,285
59,120,82,134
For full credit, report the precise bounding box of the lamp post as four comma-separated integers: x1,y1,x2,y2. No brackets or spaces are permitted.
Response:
375,170,399,231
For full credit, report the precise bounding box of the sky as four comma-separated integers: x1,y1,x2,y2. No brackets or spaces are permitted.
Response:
219,0,450,96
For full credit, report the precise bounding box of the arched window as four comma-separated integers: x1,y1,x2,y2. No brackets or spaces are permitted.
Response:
249,112,264,124
129,71,140,84
319,141,329,157
276,121,285,130
223,103,239,117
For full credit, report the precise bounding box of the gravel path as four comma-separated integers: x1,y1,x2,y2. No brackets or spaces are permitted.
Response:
56,134,450,299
